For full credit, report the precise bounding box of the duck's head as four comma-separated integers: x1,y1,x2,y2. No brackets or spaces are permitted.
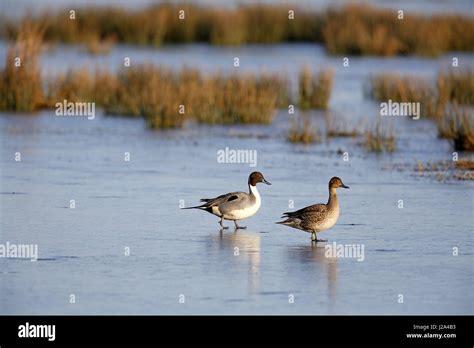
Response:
329,176,349,189
248,171,271,186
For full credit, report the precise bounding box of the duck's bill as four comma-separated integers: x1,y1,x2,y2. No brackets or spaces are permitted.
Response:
341,184,349,188
263,178,272,185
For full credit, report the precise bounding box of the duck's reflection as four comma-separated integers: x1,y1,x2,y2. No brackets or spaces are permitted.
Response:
286,243,338,306
211,229,261,294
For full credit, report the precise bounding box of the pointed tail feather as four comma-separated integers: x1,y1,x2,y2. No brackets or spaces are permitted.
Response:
182,204,213,214
276,219,291,225
181,205,206,210
282,211,300,218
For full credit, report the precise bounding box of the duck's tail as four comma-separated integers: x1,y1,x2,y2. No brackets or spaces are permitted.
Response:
181,204,213,214
181,205,205,210
275,218,292,225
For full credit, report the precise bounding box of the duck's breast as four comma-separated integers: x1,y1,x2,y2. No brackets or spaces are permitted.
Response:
315,206,340,232
225,199,261,220
222,187,261,220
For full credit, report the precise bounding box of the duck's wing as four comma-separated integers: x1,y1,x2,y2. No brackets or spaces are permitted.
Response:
281,203,327,220
200,191,246,207
277,203,328,229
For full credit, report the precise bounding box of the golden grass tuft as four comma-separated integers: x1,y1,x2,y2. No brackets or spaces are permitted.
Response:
437,69,474,106
299,67,334,110
364,122,396,152
367,73,439,118
455,159,474,170
368,69,474,122
193,73,279,125
326,115,360,137
437,105,474,152
0,21,46,111
83,34,116,55
368,71,474,151
288,114,319,144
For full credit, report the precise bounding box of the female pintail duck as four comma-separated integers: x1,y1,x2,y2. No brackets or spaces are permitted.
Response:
183,171,271,229
276,177,349,242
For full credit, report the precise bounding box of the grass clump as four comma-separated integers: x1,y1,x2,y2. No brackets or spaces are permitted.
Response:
368,70,474,118
364,122,396,153
455,159,474,170
288,114,319,144
368,71,474,152
0,22,45,111
437,105,474,152
194,73,279,125
437,69,474,106
326,115,360,137
83,34,116,55
367,73,439,118
298,67,334,110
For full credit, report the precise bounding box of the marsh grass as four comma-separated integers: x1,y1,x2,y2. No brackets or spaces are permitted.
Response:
415,159,474,181
0,21,288,129
326,115,360,137
299,67,333,110
3,4,471,56
455,159,474,170
367,73,439,118
368,69,474,120
193,73,279,125
437,105,474,151
0,21,46,111
83,34,116,55
364,122,396,152
437,69,474,106
288,114,320,144
44,66,286,128
323,4,474,56
45,67,119,108
368,71,474,151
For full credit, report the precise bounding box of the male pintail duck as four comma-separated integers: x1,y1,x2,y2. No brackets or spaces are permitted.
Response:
276,177,349,242
183,171,271,229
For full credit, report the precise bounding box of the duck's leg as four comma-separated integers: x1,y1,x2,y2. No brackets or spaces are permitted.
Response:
219,218,229,230
311,232,327,243
234,221,247,229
